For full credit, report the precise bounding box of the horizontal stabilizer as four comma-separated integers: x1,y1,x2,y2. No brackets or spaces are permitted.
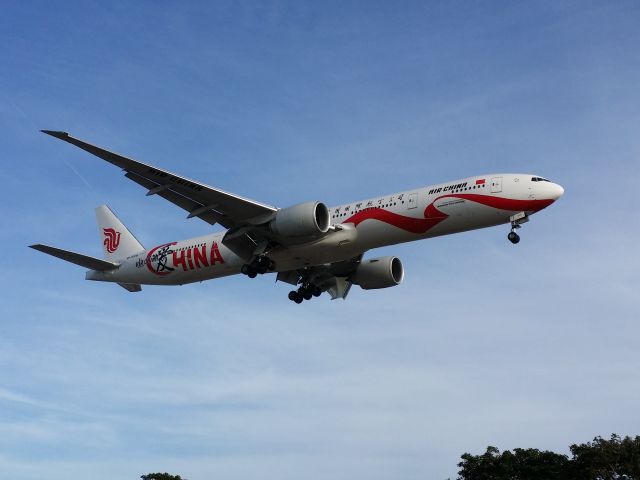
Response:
30,244,119,271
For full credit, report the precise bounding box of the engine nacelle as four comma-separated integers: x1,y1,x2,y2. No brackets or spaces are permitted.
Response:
351,256,404,290
270,201,330,238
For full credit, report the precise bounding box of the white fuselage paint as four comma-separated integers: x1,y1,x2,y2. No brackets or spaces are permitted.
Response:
87,173,564,286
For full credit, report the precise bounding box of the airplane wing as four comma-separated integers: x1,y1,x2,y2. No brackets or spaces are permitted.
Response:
41,131,277,229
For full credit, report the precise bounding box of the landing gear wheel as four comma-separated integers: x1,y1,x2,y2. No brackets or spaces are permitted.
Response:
242,263,258,278
288,291,303,304
508,231,520,244
302,290,313,301
243,255,275,277
312,287,322,297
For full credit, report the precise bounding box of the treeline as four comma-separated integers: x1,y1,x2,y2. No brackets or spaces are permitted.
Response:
140,434,640,480
456,434,640,480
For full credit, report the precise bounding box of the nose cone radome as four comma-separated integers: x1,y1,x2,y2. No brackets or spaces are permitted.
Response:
550,183,565,200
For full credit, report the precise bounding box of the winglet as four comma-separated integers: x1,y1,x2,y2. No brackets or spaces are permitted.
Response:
41,130,69,139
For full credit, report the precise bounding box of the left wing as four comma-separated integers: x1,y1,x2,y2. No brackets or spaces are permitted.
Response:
41,131,277,229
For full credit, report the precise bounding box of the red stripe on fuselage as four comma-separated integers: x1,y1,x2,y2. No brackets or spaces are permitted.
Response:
343,194,554,234
437,193,554,213
344,205,447,234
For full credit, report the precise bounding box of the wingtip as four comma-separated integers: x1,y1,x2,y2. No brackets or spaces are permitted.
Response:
41,130,69,139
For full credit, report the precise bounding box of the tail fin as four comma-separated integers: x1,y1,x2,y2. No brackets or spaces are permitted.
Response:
95,205,145,261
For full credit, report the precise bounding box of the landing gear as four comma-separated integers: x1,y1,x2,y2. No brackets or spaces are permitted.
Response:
288,283,323,303
241,255,275,278
508,212,527,245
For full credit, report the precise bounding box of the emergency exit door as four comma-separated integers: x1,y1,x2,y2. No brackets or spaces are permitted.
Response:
408,192,418,209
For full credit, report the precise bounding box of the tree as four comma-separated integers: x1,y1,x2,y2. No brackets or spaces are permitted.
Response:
457,445,569,480
569,434,640,480
456,434,640,480
141,474,185,480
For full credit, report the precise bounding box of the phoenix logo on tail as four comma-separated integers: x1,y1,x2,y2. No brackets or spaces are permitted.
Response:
103,228,121,253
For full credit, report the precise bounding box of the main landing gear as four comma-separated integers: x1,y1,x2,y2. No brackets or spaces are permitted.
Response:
288,283,322,304
241,255,275,278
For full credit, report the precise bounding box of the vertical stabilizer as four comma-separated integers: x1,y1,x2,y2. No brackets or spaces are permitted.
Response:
95,205,145,261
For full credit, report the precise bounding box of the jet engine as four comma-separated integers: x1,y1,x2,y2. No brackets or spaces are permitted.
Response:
351,256,404,290
270,201,330,238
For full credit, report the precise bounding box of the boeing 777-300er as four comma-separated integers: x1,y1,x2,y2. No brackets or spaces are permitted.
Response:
31,131,564,303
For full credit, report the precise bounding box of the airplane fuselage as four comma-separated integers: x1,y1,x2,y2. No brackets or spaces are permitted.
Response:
87,173,564,286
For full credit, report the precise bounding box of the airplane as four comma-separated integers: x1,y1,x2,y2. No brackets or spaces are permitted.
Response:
31,131,564,303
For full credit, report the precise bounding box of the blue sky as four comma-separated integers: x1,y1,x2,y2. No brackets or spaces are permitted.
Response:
1,1,639,479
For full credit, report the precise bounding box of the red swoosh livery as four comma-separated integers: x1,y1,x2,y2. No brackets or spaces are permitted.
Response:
345,194,555,235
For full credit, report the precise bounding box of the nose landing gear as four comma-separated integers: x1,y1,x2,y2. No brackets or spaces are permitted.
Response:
507,211,528,244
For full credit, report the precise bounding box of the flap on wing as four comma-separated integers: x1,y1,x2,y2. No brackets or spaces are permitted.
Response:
124,172,229,227
326,277,352,300
42,131,277,228
118,283,142,292
276,270,300,286
30,244,119,271
221,228,257,261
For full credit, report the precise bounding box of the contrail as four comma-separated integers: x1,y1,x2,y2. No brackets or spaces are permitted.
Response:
65,161,97,193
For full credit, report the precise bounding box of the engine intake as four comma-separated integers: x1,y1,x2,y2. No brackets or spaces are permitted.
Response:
270,201,330,238
351,256,404,290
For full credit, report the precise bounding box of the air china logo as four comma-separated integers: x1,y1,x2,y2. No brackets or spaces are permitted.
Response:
103,228,121,253
137,241,224,276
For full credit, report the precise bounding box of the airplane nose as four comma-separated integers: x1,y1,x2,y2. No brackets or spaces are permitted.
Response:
551,183,565,200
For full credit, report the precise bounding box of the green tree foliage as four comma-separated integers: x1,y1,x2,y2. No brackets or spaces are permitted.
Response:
569,434,640,480
141,474,185,480
457,445,568,480
457,434,640,480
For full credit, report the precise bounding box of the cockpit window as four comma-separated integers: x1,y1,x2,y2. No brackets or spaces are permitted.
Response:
531,177,550,182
